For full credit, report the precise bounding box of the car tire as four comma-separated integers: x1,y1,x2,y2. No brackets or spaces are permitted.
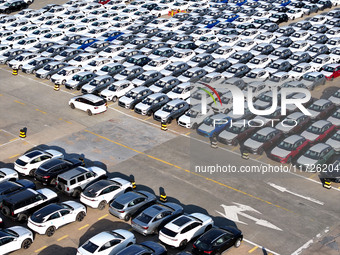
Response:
147,110,152,116
18,213,28,223
46,226,56,237
2,206,10,216
112,96,118,102
258,148,264,155
62,80,66,85
167,118,172,124
70,103,75,109
76,211,86,222
50,178,56,186
57,183,65,192
46,74,51,80
125,188,133,193
87,109,93,116
29,169,36,177
192,123,198,129
72,189,81,198
32,70,36,74
98,201,106,210
124,214,131,222
179,240,187,250
232,139,239,146
19,65,22,70
27,0,32,4
21,239,32,249
234,238,242,248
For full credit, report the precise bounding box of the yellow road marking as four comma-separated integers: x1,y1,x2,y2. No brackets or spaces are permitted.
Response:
35,246,47,253
84,130,293,213
14,100,25,105
9,137,19,142
232,146,238,151
0,94,2,96
309,172,318,179
9,154,19,159
78,224,89,230
65,120,72,124
144,116,152,121
248,246,259,253
35,109,46,114
57,235,68,241
72,91,79,94
256,155,264,160
185,131,191,136
98,214,108,220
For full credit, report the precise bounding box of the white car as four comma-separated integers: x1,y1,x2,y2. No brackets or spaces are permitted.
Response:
167,82,193,100
14,149,64,176
178,104,213,129
290,40,311,53
100,80,134,102
83,57,112,73
150,4,171,17
51,66,83,85
68,53,97,68
328,88,340,106
195,34,218,46
98,45,126,59
211,46,235,59
80,178,133,210
0,226,34,253
169,49,196,63
162,21,183,32
243,68,270,83
247,55,272,69
77,229,136,255
0,168,18,182
286,8,304,20
289,63,314,80
42,31,65,42
233,39,257,51
143,57,170,71
41,18,63,30
310,54,334,72
69,94,107,116
1,33,27,47
8,52,38,70
27,201,86,236
159,213,214,248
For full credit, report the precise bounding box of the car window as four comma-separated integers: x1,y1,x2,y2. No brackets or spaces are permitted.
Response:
77,175,85,182
86,172,93,179
48,212,60,221
60,209,70,216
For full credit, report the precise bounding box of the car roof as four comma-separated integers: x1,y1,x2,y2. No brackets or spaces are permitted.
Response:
283,134,304,144
115,191,144,204
148,93,166,100
33,203,64,218
167,98,186,106
312,119,331,128
80,94,104,103
130,86,148,93
90,231,124,246
313,99,330,106
4,188,37,203
309,143,330,152
58,166,88,179
257,127,276,135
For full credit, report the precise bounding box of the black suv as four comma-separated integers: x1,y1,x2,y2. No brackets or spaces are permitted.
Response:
1,188,58,222
0,0,28,14
34,158,84,186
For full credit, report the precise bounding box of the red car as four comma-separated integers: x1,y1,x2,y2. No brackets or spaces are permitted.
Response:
301,120,335,144
321,63,340,80
270,135,310,163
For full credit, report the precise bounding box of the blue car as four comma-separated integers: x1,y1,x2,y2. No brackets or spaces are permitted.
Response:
279,0,291,6
70,37,97,50
103,31,124,42
231,0,247,6
221,13,239,23
197,113,231,138
0,179,36,203
203,19,221,29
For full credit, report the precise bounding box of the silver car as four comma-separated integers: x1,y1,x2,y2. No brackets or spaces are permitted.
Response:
109,191,156,221
131,202,183,235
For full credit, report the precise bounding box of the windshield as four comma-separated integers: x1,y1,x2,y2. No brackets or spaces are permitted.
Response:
203,116,214,126
162,104,174,112
142,97,154,105
126,91,137,98
306,125,322,134
72,74,82,81
305,149,321,160
43,64,53,71
108,85,119,91
251,132,267,142
277,141,294,150
82,241,99,253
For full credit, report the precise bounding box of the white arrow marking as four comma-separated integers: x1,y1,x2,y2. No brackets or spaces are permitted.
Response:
216,203,282,231
268,182,324,205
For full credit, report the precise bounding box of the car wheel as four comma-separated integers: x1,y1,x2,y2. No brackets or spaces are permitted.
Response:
205,225,212,232
62,80,66,85
234,238,242,248
72,189,81,198
27,0,32,4
46,74,51,80
87,109,93,116
179,239,187,250
32,70,36,74
112,96,118,102
46,226,56,237
124,214,131,222
158,13,161,17
76,211,86,222
258,147,264,155
70,103,75,109
167,118,172,124
57,183,65,192
98,201,106,210
232,139,239,146
192,123,198,129
19,65,22,70
29,169,36,177
21,239,32,249
50,178,56,186
2,206,10,216
147,110,153,116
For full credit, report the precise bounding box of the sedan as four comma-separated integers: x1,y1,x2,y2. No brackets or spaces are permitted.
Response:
218,121,258,146
300,72,326,91
131,202,183,235
116,241,167,255
81,75,115,95
192,226,243,255
77,229,136,255
296,143,334,171
14,149,63,176
270,135,309,164
27,201,86,236
80,178,133,210
109,191,156,221
243,127,283,155
275,112,311,135
301,120,336,144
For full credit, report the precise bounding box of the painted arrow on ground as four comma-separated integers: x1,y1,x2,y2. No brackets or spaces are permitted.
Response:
216,203,283,231
268,182,324,205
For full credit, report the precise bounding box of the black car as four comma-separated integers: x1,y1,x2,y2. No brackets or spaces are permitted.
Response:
192,226,243,255
0,0,28,14
125,55,151,67
270,13,288,24
21,57,54,74
174,41,198,51
34,158,84,186
0,179,35,203
41,45,70,58
116,241,167,255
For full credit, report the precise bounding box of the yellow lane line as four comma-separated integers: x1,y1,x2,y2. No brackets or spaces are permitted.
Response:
98,214,108,220
232,146,238,151
9,153,19,159
309,172,318,179
144,116,152,121
57,235,68,241
256,155,264,160
35,109,46,114
84,130,293,213
9,137,19,142
185,131,191,136
14,100,25,105
78,224,89,230
35,246,47,253
248,246,259,253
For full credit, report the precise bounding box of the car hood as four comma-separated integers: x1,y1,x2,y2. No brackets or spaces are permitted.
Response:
300,131,319,141
197,124,214,134
38,188,58,200
154,109,170,119
275,122,292,133
244,138,262,150
51,74,65,80
321,70,333,77
271,147,290,159
111,55,124,63
135,102,151,112
65,80,79,86
63,200,86,211
218,130,237,140
100,88,113,97
297,155,318,167
119,96,134,105
114,74,126,80
306,109,320,119
132,79,145,86
8,226,32,237
81,84,95,92
87,166,106,177
326,138,340,150
178,114,190,124
160,69,172,76
149,85,162,93
327,116,340,126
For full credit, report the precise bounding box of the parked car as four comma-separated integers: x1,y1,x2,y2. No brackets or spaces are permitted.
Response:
118,86,153,109
218,121,258,146
301,120,336,144
153,99,190,124
0,168,18,183
69,94,107,116
21,57,53,74
197,114,231,138
35,61,70,80
81,75,115,94
27,201,86,236
300,72,326,90
65,71,97,90
116,241,167,255
0,226,33,252
100,80,134,102
275,112,311,135
307,99,336,120
0,179,35,203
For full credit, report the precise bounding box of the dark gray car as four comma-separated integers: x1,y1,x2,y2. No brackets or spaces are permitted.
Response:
131,202,184,235
97,63,124,77
132,70,163,87
0,49,26,64
35,61,69,79
54,48,83,62
153,99,190,123
65,71,97,90
118,86,153,109
187,53,214,68
114,66,144,81
134,93,170,116
109,191,156,221
161,61,190,77
149,76,180,94
178,67,208,82
22,57,53,74
81,75,115,94
84,41,110,54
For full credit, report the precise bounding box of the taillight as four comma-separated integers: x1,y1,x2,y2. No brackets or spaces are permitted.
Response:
43,176,50,179
94,106,98,109
142,226,149,230
118,210,125,213
204,251,212,254
67,187,69,191
193,244,196,248
11,212,14,216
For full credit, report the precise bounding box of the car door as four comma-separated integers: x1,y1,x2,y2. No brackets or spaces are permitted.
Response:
0,236,18,252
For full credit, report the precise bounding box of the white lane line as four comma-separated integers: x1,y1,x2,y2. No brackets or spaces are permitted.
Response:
243,238,280,255
291,227,329,255
268,183,324,205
